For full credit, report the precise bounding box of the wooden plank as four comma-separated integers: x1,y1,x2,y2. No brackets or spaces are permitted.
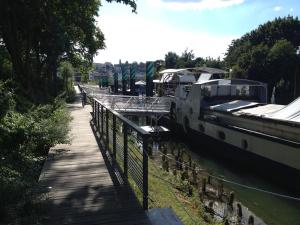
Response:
39,97,150,225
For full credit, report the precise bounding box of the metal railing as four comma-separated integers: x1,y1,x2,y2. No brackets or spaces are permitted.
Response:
80,84,170,115
92,97,151,210
93,94,170,114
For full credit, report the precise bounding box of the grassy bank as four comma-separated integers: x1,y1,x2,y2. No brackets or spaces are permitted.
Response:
120,137,220,225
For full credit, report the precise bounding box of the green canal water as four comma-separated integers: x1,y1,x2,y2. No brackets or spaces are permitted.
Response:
132,116,300,225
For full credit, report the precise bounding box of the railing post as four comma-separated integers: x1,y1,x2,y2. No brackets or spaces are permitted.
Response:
106,109,109,151
101,105,104,135
97,102,100,129
92,99,95,118
113,114,116,161
93,99,95,121
82,92,86,107
123,123,128,179
142,136,149,210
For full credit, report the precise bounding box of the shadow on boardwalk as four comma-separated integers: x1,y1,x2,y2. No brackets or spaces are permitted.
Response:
38,96,150,225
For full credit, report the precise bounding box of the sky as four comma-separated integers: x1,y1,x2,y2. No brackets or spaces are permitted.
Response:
94,0,300,64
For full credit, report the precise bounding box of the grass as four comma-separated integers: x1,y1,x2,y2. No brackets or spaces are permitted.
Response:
105,129,220,225
101,113,227,225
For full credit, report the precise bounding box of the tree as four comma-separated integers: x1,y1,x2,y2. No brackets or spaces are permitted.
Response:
200,57,225,69
177,49,196,68
225,16,300,103
59,61,74,93
267,40,297,103
0,0,136,102
165,52,179,69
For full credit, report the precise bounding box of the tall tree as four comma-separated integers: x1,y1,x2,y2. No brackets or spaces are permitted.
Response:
0,0,136,102
225,16,300,103
165,52,179,69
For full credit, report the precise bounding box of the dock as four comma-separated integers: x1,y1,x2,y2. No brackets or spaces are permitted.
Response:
38,89,151,225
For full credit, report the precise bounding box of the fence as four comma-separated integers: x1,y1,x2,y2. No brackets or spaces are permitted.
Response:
91,97,151,210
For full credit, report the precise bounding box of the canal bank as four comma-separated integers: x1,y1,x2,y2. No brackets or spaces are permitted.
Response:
132,115,300,225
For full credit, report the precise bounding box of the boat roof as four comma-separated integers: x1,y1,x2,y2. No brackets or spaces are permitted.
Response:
233,104,285,116
159,73,196,83
266,97,300,122
195,78,266,86
209,100,261,112
192,66,228,74
159,68,193,74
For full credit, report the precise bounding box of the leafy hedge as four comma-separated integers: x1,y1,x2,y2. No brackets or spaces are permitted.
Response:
0,81,72,223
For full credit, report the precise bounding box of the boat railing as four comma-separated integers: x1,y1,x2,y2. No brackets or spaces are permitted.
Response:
200,84,267,103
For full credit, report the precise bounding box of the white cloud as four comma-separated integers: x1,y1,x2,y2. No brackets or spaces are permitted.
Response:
148,0,244,11
274,6,281,11
290,8,294,12
94,14,236,64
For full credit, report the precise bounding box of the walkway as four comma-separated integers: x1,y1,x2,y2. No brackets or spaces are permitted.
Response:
38,89,151,225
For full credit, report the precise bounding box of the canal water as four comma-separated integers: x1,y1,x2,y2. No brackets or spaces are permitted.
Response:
133,116,300,225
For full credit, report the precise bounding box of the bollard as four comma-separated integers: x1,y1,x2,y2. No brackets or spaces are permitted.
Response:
181,168,188,181
207,175,211,185
165,160,169,172
188,185,193,196
224,219,229,225
237,203,243,222
162,153,166,162
208,201,214,216
192,163,196,170
175,156,180,169
198,190,204,202
178,157,183,170
192,169,197,185
177,149,181,158
148,146,152,157
228,191,235,207
248,215,254,225
188,155,192,167
202,178,207,194
217,180,224,199
173,168,177,176
171,147,174,155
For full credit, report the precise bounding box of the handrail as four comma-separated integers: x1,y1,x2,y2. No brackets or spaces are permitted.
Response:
91,96,150,210
94,98,150,136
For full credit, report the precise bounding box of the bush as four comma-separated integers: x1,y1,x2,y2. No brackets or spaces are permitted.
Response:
0,82,72,223
66,87,76,103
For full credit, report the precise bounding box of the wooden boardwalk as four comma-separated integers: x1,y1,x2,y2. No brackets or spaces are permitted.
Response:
39,91,151,225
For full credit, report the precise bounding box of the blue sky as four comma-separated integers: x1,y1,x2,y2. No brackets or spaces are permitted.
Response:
94,0,300,64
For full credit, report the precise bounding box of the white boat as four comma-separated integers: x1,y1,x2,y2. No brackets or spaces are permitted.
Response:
168,75,300,184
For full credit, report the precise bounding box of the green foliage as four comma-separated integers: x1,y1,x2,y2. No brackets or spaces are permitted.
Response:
58,61,77,102
165,51,179,69
0,80,15,120
0,81,71,223
164,49,226,71
0,44,13,80
177,49,196,68
199,56,225,69
225,16,300,103
106,0,137,12
0,0,137,102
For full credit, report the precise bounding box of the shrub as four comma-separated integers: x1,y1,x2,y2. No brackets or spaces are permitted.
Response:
0,82,72,223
